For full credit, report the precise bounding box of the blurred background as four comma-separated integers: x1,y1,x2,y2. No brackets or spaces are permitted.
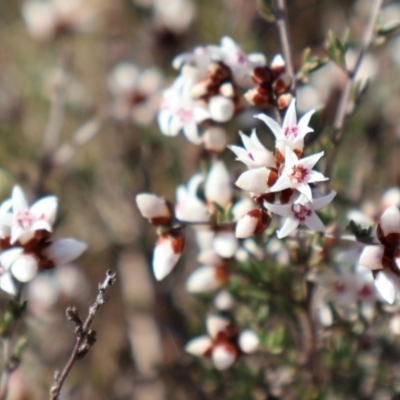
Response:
1,0,400,399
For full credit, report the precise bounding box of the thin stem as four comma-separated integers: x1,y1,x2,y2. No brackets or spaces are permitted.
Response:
49,270,117,400
333,0,382,135
275,0,295,91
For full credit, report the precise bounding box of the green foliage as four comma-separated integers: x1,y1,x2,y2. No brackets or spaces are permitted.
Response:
298,48,328,82
325,29,350,70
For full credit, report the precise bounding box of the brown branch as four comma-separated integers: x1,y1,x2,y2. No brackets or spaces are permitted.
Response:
275,0,296,92
49,270,117,400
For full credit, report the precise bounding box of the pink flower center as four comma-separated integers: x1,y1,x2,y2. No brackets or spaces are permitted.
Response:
176,107,193,123
358,284,374,299
292,204,311,222
333,280,346,294
247,151,255,161
283,125,299,139
288,165,309,184
235,52,247,65
14,209,33,229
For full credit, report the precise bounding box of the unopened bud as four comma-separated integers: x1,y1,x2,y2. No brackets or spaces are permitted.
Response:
235,209,269,238
191,79,212,99
238,330,259,353
152,231,185,281
252,66,273,85
136,193,173,225
208,62,231,84
219,82,235,98
186,265,227,293
212,343,237,370
270,54,286,75
205,161,232,208
277,93,293,110
244,87,273,108
214,290,234,310
202,127,228,153
272,73,292,94
185,336,213,357
209,95,235,122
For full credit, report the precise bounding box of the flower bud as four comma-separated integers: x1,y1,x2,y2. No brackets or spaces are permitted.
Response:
270,54,286,75
136,193,172,225
244,87,272,108
219,82,235,98
235,209,269,238
272,73,292,94
191,79,212,99
235,168,278,194
185,265,227,293
208,62,231,84
212,344,237,370
238,330,259,353
185,335,213,356
152,231,185,280
377,205,400,246
359,245,384,271
202,127,228,153
374,270,400,304
277,93,293,110
209,96,235,123
213,231,238,258
214,290,234,310
252,66,273,85
206,315,231,339
205,161,232,208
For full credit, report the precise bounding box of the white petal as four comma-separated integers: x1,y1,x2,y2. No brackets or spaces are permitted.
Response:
235,214,258,238
263,201,291,217
212,345,236,370
307,170,328,184
0,273,17,296
297,109,315,132
135,193,171,220
10,227,33,245
277,216,299,238
12,186,29,213
254,114,283,140
206,314,230,339
317,303,334,327
380,205,400,237
375,270,400,304
152,235,183,281
268,174,292,193
45,238,88,266
359,245,385,270
30,196,58,225
183,122,202,145
284,146,298,167
0,248,24,270
205,162,232,207
11,254,38,283
235,168,273,193
185,336,213,356
296,183,313,202
213,231,238,258
186,265,223,293
304,211,325,232
282,98,297,128
312,191,337,211
299,151,324,170
209,96,235,123
214,290,234,310
31,220,52,232
238,330,259,353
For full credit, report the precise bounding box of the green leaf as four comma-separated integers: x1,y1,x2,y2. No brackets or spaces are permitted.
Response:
298,47,328,82
376,21,400,38
346,220,374,244
325,30,346,69
256,0,275,22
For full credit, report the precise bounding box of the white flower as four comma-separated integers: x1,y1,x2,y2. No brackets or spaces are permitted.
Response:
264,191,336,238
229,130,276,169
255,99,314,155
0,186,58,245
268,147,327,202
158,77,210,144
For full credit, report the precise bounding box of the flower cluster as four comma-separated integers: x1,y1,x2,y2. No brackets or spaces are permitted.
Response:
185,315,259,370
158,36,270,145
231,99,336,239
0,186,87,296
